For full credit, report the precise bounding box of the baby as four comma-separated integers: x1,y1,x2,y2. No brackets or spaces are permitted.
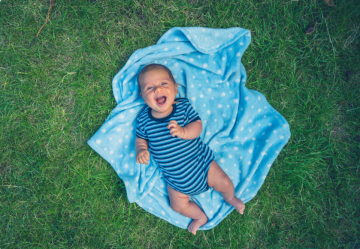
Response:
135,64,245,235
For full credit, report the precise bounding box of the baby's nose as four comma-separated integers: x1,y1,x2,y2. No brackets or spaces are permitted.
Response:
155,87,163,93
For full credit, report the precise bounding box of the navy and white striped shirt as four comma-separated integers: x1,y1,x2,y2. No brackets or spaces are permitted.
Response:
136,98,214,195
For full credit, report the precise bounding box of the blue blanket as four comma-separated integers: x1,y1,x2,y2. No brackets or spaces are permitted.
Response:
87,27,291,230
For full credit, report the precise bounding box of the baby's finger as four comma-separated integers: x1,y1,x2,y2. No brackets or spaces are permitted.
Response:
139,155,145,165
167,122,177,129
141,154,149,165
145,152,150,161
170,127,178,133
171,130,179,137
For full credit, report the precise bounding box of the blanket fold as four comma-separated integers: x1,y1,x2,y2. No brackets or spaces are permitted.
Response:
88,27,291,230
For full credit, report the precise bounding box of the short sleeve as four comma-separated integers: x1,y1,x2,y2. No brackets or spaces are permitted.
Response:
135,116,148,140
184,102,201,126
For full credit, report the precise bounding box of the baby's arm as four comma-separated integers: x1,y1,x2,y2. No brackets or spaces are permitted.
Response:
135,137,150,165
167,120,202,140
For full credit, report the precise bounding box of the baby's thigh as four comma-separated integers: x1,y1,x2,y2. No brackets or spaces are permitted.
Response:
167,185,190,210
207,160,230,188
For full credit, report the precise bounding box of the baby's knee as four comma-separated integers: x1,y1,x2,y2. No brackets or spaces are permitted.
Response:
220,175,233,189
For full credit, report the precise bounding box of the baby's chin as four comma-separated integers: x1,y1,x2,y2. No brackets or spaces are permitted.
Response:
150,96,175,112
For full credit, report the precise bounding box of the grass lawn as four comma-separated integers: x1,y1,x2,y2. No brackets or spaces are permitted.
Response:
1,0,359,247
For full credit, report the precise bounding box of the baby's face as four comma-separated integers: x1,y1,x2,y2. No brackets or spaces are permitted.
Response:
139,69,178,114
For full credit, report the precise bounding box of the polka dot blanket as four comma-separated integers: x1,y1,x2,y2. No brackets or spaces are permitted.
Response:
87,27,291,230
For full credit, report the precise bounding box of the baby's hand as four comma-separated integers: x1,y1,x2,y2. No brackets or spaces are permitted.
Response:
136,149,150,165
167,120,185,139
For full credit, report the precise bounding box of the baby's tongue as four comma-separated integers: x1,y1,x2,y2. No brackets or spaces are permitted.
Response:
156,96,166,104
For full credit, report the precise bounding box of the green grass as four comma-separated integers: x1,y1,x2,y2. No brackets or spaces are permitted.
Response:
1,0,359,247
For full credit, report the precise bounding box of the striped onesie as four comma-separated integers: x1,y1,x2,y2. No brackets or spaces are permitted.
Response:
136,98,215,196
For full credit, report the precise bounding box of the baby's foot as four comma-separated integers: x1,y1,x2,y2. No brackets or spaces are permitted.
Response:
188,216,208,235
227,197,245,214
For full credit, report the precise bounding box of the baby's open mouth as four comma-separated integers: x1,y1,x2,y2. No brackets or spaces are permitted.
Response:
156,96,167,105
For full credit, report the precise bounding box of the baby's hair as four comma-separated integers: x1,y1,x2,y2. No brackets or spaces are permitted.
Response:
137,64,176,90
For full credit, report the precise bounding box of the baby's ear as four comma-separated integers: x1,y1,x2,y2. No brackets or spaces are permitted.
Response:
174,82,178,94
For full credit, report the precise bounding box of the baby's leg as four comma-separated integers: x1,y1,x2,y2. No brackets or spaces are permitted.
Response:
167,185,208,235
207,160,245,214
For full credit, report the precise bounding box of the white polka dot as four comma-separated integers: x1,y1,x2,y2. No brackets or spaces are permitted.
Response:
240,127,244,131
130,153,134,157
261,152,266,156
220,158,225,163
200,94,204,98
248,119,252,123
268,123,272,126
245,97,249,101
200,193,205,197
186,35,191,39
189,58,194,62
208,88,212,92
218,104,222,108
96,139,101,144
236,52,241,57
110,150,114,154
118,139,122,143
125,181,129,186
161,211,165,215
217,70,222,74
221,92,226,97
191,84,194,87
207,110,211,114
203,63,208,68
248,161,251,165
164,61,167,64
164,48,168,51
174,62,179,67
176,46,180,50
234,99,239,103
228,155,232,158
273,130,277,133
234,146,238,151
275,150,279,154
249,149,253,154
202,70,206,74
124,164,129,169
206,131,210,135
280,135,284,139
101,129,106,133
266,140,269,143
252,137,256,141
161,184,164,188
193,75,195,79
